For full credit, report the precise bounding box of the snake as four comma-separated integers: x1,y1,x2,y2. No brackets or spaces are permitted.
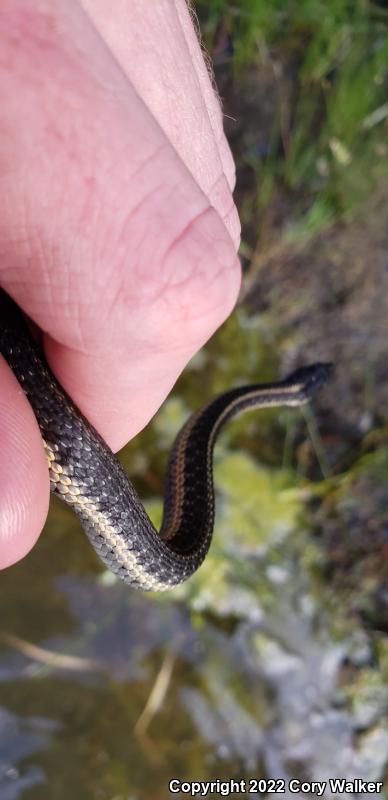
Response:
0,288,332,591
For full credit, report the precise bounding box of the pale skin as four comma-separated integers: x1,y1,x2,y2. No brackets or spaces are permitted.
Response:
0,0,241,567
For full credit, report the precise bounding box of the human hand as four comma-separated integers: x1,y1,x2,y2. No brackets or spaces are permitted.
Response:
0,0,241,566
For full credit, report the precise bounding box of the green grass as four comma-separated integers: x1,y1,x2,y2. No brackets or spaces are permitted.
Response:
197,0,388,236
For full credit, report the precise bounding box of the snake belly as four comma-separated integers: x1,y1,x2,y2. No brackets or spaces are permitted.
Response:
0,289,331,590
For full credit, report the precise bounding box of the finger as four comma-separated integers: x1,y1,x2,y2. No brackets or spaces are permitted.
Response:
0,358,49,568
0,0,241,456
175,0,237,191
80,0,240,247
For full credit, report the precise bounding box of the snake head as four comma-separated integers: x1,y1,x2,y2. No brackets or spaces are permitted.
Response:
287,362,334,399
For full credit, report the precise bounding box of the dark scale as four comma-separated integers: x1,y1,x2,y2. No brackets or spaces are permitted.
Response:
0,289,332,591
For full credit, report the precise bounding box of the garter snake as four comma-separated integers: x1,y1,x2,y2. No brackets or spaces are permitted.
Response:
0,289,331,591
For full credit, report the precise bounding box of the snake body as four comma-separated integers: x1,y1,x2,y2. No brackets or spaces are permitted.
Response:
0,289,331,591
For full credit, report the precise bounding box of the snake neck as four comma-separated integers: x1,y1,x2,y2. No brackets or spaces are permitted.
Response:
159,388,268,554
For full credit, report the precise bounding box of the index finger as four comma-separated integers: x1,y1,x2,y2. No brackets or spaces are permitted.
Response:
0,0,240,564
